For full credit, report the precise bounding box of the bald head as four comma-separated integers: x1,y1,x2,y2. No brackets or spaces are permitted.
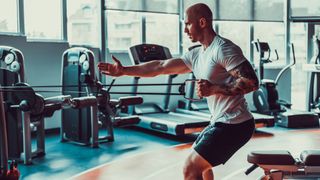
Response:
186,3,213,23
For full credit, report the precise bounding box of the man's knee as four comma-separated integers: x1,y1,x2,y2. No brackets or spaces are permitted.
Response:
183,150,212,179
183,158,202,179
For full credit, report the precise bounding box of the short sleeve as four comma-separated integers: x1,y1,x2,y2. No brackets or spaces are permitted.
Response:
217,43,247,71
180,50,193,70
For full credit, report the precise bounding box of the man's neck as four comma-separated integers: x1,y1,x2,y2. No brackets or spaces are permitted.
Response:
200,29,216,50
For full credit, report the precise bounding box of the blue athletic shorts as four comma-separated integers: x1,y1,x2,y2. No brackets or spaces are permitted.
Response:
193,118,255,166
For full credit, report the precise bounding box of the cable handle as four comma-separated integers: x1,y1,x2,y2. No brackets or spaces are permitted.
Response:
183,79,204,101
71,96,97,109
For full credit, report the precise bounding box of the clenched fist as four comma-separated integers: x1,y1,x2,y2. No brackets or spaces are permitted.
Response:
196,79,213,98
97,55,124,77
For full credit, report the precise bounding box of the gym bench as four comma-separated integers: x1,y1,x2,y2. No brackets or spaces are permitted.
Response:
246,150,320,179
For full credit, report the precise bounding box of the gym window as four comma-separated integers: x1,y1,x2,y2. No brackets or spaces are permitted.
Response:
145,13,179,55
24,0,62,40
0,0,18,33
67,0,100,47
316,25,320,37
218,21,250,59
105,0,179,53
106,10,142,51
290,23,308,110
291,0,320,17
253,22,285,67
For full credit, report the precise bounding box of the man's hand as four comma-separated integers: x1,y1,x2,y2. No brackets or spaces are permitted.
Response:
196,79,213,98
97,55,124,77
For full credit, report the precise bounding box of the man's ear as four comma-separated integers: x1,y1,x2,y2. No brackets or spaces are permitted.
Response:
199,17,207,28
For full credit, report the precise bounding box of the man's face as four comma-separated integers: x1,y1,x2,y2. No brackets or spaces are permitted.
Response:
184,13,201,43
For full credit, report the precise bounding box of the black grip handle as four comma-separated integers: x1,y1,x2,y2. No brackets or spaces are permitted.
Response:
118,96,143,106
72,96,97,108
113,116,140,127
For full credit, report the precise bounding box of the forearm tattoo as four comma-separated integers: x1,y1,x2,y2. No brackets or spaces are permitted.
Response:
214,61,259,96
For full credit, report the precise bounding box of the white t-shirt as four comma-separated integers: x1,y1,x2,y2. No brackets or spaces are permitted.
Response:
180,35,253,124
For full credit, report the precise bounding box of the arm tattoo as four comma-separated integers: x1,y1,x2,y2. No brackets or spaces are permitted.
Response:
214,60,259,96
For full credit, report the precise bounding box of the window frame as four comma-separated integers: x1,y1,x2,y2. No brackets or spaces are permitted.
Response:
24,0,65,42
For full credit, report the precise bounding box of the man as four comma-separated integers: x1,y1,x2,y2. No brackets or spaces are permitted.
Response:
98,3,258,180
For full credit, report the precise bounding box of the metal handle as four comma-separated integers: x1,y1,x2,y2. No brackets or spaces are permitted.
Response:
183,79,203,101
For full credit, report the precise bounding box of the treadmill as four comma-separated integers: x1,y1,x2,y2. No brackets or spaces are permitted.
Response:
128,44,209,136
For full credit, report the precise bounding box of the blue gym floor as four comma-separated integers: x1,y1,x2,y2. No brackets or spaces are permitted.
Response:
18,126,197,180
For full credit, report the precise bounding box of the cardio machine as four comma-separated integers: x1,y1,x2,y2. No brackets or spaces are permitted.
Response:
252,40,318,128
128,44,209,136
305,36,320,116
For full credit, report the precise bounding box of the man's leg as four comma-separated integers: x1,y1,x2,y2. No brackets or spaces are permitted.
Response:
183,149,213,180
203,168,213,180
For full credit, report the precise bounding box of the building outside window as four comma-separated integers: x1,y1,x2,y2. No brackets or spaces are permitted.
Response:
291,0,320,17
0,0,18,33
253,22,285,66
218,21,250,59
316,25,320,37
106,10,141,51
290,23,307,110
67,0,100,46
24,0,62,40
145,13,179,54
106,0,179,52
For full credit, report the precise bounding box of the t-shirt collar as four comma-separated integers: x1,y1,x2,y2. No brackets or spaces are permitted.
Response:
201,35,218,53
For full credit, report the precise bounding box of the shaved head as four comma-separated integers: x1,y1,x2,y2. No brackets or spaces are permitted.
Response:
186,3,213,23
184,3,216,44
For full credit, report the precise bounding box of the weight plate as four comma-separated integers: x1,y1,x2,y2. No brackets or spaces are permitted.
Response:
12,83,36,109
79,54,87,64
82,60,90,71
4,53,15,64
30,93,45,116
10,61,20,72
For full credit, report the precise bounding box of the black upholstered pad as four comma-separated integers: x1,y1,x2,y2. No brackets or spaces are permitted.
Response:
300,150,320,166
247,150,296,165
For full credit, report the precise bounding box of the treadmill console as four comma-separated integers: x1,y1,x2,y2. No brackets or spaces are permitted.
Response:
129,44,172,65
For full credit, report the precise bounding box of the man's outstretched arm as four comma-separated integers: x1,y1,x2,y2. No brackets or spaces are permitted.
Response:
98,55,191,77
